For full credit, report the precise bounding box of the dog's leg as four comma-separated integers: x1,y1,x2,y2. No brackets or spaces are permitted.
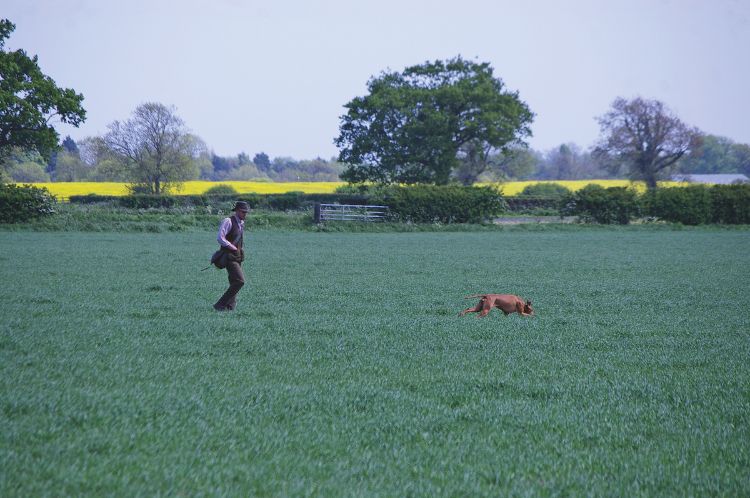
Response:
478,298,493,317
459,301,484,317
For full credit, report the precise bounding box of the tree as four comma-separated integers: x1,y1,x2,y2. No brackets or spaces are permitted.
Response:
75,135,124,181
103,103,199,193
593,97,701,189
454,144,538,183
677,135,750,175
211,153,234,178
0,19,85,161
54,150,88,181
237,152,251,166
253,152,271,172
61,135,78,154
1,147,49,181
335,56,534,185
487,147,539,181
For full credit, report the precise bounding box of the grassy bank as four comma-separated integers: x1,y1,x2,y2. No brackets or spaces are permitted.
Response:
1,230,749,495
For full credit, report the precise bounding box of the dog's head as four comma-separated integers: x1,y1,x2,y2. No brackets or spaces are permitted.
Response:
524,299,534,315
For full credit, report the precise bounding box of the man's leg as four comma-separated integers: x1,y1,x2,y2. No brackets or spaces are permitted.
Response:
214,261,244,311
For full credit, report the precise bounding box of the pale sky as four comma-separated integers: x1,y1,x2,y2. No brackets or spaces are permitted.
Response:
5,0,750,160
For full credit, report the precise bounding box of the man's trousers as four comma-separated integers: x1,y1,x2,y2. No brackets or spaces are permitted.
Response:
214,260,244,311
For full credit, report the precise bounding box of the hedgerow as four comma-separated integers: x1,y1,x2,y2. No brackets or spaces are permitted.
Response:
561,185,641,224
0,183,57,223
53,183,750,226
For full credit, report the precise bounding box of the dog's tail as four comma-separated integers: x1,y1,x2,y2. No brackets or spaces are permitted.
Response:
464,294,487,299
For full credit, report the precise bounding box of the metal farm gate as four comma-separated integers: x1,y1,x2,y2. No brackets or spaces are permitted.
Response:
313,203,389,223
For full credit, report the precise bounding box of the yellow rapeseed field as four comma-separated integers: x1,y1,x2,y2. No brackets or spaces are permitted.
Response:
480,180,687,196
27,179,688,200
28,181,346,200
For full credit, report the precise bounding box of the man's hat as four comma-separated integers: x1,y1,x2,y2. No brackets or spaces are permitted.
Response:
233,201,250,212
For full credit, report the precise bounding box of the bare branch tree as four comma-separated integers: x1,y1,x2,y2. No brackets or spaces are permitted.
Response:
593,97,701,189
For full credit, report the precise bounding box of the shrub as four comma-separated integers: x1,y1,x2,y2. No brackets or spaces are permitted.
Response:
710,184,750,224
371,185,506,223
204,184,238,196
561,185,640,224
0,183,57,223
518,183,571,198
644,186,712,225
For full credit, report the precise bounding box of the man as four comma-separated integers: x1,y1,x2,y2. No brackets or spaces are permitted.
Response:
213,201,249,311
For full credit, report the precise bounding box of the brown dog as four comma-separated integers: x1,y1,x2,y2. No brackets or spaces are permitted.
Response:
459,294,534,318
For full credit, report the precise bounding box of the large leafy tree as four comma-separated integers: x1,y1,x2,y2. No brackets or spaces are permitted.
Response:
593,97,701,189
335,56,534,185
103,102,199,194
0,19,85,161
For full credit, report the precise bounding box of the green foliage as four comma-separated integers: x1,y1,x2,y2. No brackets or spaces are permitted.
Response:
335,184,507,222
518,182,571,198
265,191,304,211
50,183,750,226
1,147,49,181
644,185,712,225
642,184,750,225
371,185,506,223
478,146,540,182
0,183,56,222
1,230,749,495
104,103,199,194
0,19,86,160
53,150,90,181
203,184,238,196
678,135,750,175
118,194,177,209
5,161,50,182
710,184,750,224
67,194,119,204
503,196,562,215
336,56,534,185
561,185,641,224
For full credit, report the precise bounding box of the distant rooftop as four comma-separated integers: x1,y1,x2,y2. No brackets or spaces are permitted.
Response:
671,174,749,184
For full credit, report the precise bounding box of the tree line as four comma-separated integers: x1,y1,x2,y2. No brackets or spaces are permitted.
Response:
4,128,747,191
2,18,748,193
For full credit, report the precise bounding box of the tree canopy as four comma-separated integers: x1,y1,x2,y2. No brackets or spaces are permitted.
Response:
335,56,534,185
0,19,86,161
103,103,200,194
677,134,750,176
593,97,701,189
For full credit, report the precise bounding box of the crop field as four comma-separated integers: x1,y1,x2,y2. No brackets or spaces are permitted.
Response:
28,179,689,200
1,228,749,496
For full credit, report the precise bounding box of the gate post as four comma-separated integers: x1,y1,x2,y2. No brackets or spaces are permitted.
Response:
314,203,321,223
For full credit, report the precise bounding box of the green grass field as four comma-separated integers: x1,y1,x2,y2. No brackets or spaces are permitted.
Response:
1,228,749,496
